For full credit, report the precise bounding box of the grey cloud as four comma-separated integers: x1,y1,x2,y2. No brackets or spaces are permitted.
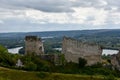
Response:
0,0,74,12
86,16,95,21
71,0,110,10
72,0,101,7
0,0,120,12
73,0,120,12
107,0,120,7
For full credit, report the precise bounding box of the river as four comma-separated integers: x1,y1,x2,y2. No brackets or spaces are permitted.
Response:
102,49,119,55
8,47,23,54
8,47,119,55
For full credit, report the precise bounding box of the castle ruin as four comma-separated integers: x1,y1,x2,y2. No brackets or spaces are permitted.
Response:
62,37,102,65
25,36,61,65
25,36,103,66
111,51,120,70
25,36,44,55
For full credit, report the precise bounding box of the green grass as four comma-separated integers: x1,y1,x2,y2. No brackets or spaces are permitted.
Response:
0,67,119,80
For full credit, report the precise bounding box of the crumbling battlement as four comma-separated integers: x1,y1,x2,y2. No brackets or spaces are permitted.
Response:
25,36,42,41
62,36,102,65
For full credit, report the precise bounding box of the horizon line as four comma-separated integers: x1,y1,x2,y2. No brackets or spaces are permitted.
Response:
0,28,120,34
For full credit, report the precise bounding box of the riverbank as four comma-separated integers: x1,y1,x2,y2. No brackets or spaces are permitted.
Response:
0,67,118,80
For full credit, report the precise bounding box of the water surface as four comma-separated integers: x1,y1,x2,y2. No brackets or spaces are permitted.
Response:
8,47,23,54
102,49,119,55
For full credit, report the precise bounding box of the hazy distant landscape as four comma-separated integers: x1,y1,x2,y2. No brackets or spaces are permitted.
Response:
1,29,120,49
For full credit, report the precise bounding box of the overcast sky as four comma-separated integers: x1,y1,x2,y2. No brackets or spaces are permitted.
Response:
0,0,120,33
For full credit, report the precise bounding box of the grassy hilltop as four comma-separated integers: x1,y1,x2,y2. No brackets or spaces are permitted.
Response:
0,67,117,80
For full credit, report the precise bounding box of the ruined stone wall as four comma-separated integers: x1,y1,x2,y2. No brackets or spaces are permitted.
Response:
25,36,44,55
111,51,120,70
40,54,62,65
62,37,102,65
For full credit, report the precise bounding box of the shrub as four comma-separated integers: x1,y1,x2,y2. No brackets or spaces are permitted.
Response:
78,57,87,68
104,74,116,80
91,62,103,68
0,45,8,53
37,72,48,79
0,52,16,67
24,62,37,71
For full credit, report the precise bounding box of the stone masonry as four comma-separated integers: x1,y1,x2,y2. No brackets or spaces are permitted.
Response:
25,36,44,55
111,51,120,70
25,36,61,65
62,36,102,66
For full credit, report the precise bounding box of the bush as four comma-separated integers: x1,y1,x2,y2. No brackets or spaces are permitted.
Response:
104,74,116,80
0,45,17,66
37,72,48,79
0,52,16,67
91,62,103,68
0,45,8,53
24,62,37,71
78,57,87,68
57,62,79,74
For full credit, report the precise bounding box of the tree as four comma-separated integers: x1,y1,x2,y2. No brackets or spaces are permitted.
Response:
0,45,8,53
78,57,87,68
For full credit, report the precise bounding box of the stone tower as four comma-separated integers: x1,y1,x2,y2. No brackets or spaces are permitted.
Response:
25,36,44,55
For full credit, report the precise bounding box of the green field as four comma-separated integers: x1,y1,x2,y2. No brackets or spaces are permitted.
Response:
0,67,119,80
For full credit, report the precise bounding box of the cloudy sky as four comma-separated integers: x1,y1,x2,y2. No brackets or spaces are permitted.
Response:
0,0,120,33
